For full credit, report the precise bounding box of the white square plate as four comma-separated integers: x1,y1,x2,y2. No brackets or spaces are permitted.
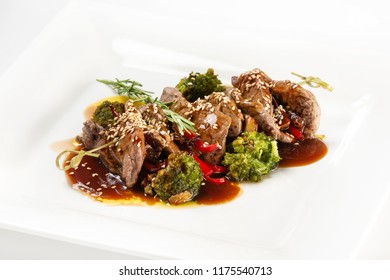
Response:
1,0,389,259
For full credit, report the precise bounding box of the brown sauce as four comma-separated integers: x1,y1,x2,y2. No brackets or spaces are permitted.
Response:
196,180,241,205
65,152,241,206
62,138,326,206
278,138,328,167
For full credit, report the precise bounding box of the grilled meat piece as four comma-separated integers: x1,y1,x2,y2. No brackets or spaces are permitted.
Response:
78,119,104,150
160,87,183,103
170,100,193,120
231,69,295,142
101,101,147,188
229,87,295,143
243,114,258,132
206,92,244,138
166,89,232,165
78,100,147,188
139,103,179,162
190,99,231,165
271,80,320,138
102,128,145,188
232,68,274,115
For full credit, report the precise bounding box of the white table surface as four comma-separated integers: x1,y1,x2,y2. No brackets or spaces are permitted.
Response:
0,0,389,259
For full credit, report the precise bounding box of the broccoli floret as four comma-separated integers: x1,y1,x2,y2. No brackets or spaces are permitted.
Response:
176,68,225,102
145,152,203,204
222,132,281,182
92,101,125,127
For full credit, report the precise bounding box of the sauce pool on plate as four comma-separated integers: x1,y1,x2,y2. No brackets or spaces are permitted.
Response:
65,151,241,206
278,138,327,167
62,138,326,206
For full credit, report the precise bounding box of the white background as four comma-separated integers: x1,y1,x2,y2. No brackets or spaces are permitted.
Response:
0,0,389,259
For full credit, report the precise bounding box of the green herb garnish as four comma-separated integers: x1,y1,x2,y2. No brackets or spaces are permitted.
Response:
96,79,154,100
97,79,196,134
56,141,116,170
291,72,333,92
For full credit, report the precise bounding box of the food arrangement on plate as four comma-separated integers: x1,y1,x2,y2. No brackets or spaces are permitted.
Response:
56,68,331,206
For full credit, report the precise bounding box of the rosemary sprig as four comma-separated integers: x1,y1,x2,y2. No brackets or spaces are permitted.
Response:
97,78,196,134
56,140,116,170
96,79,154,99
291,72,334,92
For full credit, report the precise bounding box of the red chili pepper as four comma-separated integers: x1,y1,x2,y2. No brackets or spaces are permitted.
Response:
288,125,304,141
193,139,219,153
184,130,197,140
184,130,219,153
200,159,228,174
191,154,226,184
192,154,213,176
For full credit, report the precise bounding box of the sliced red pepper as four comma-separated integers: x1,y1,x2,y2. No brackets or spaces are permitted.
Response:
200,159,227,174
191,154,226,184
192,154,213,176
184,130,197,140
193,139,219,153
288,125,304,141
184,130,219,153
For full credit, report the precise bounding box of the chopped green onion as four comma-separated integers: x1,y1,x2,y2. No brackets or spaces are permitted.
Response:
291,72,333,92
56,140,116,170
